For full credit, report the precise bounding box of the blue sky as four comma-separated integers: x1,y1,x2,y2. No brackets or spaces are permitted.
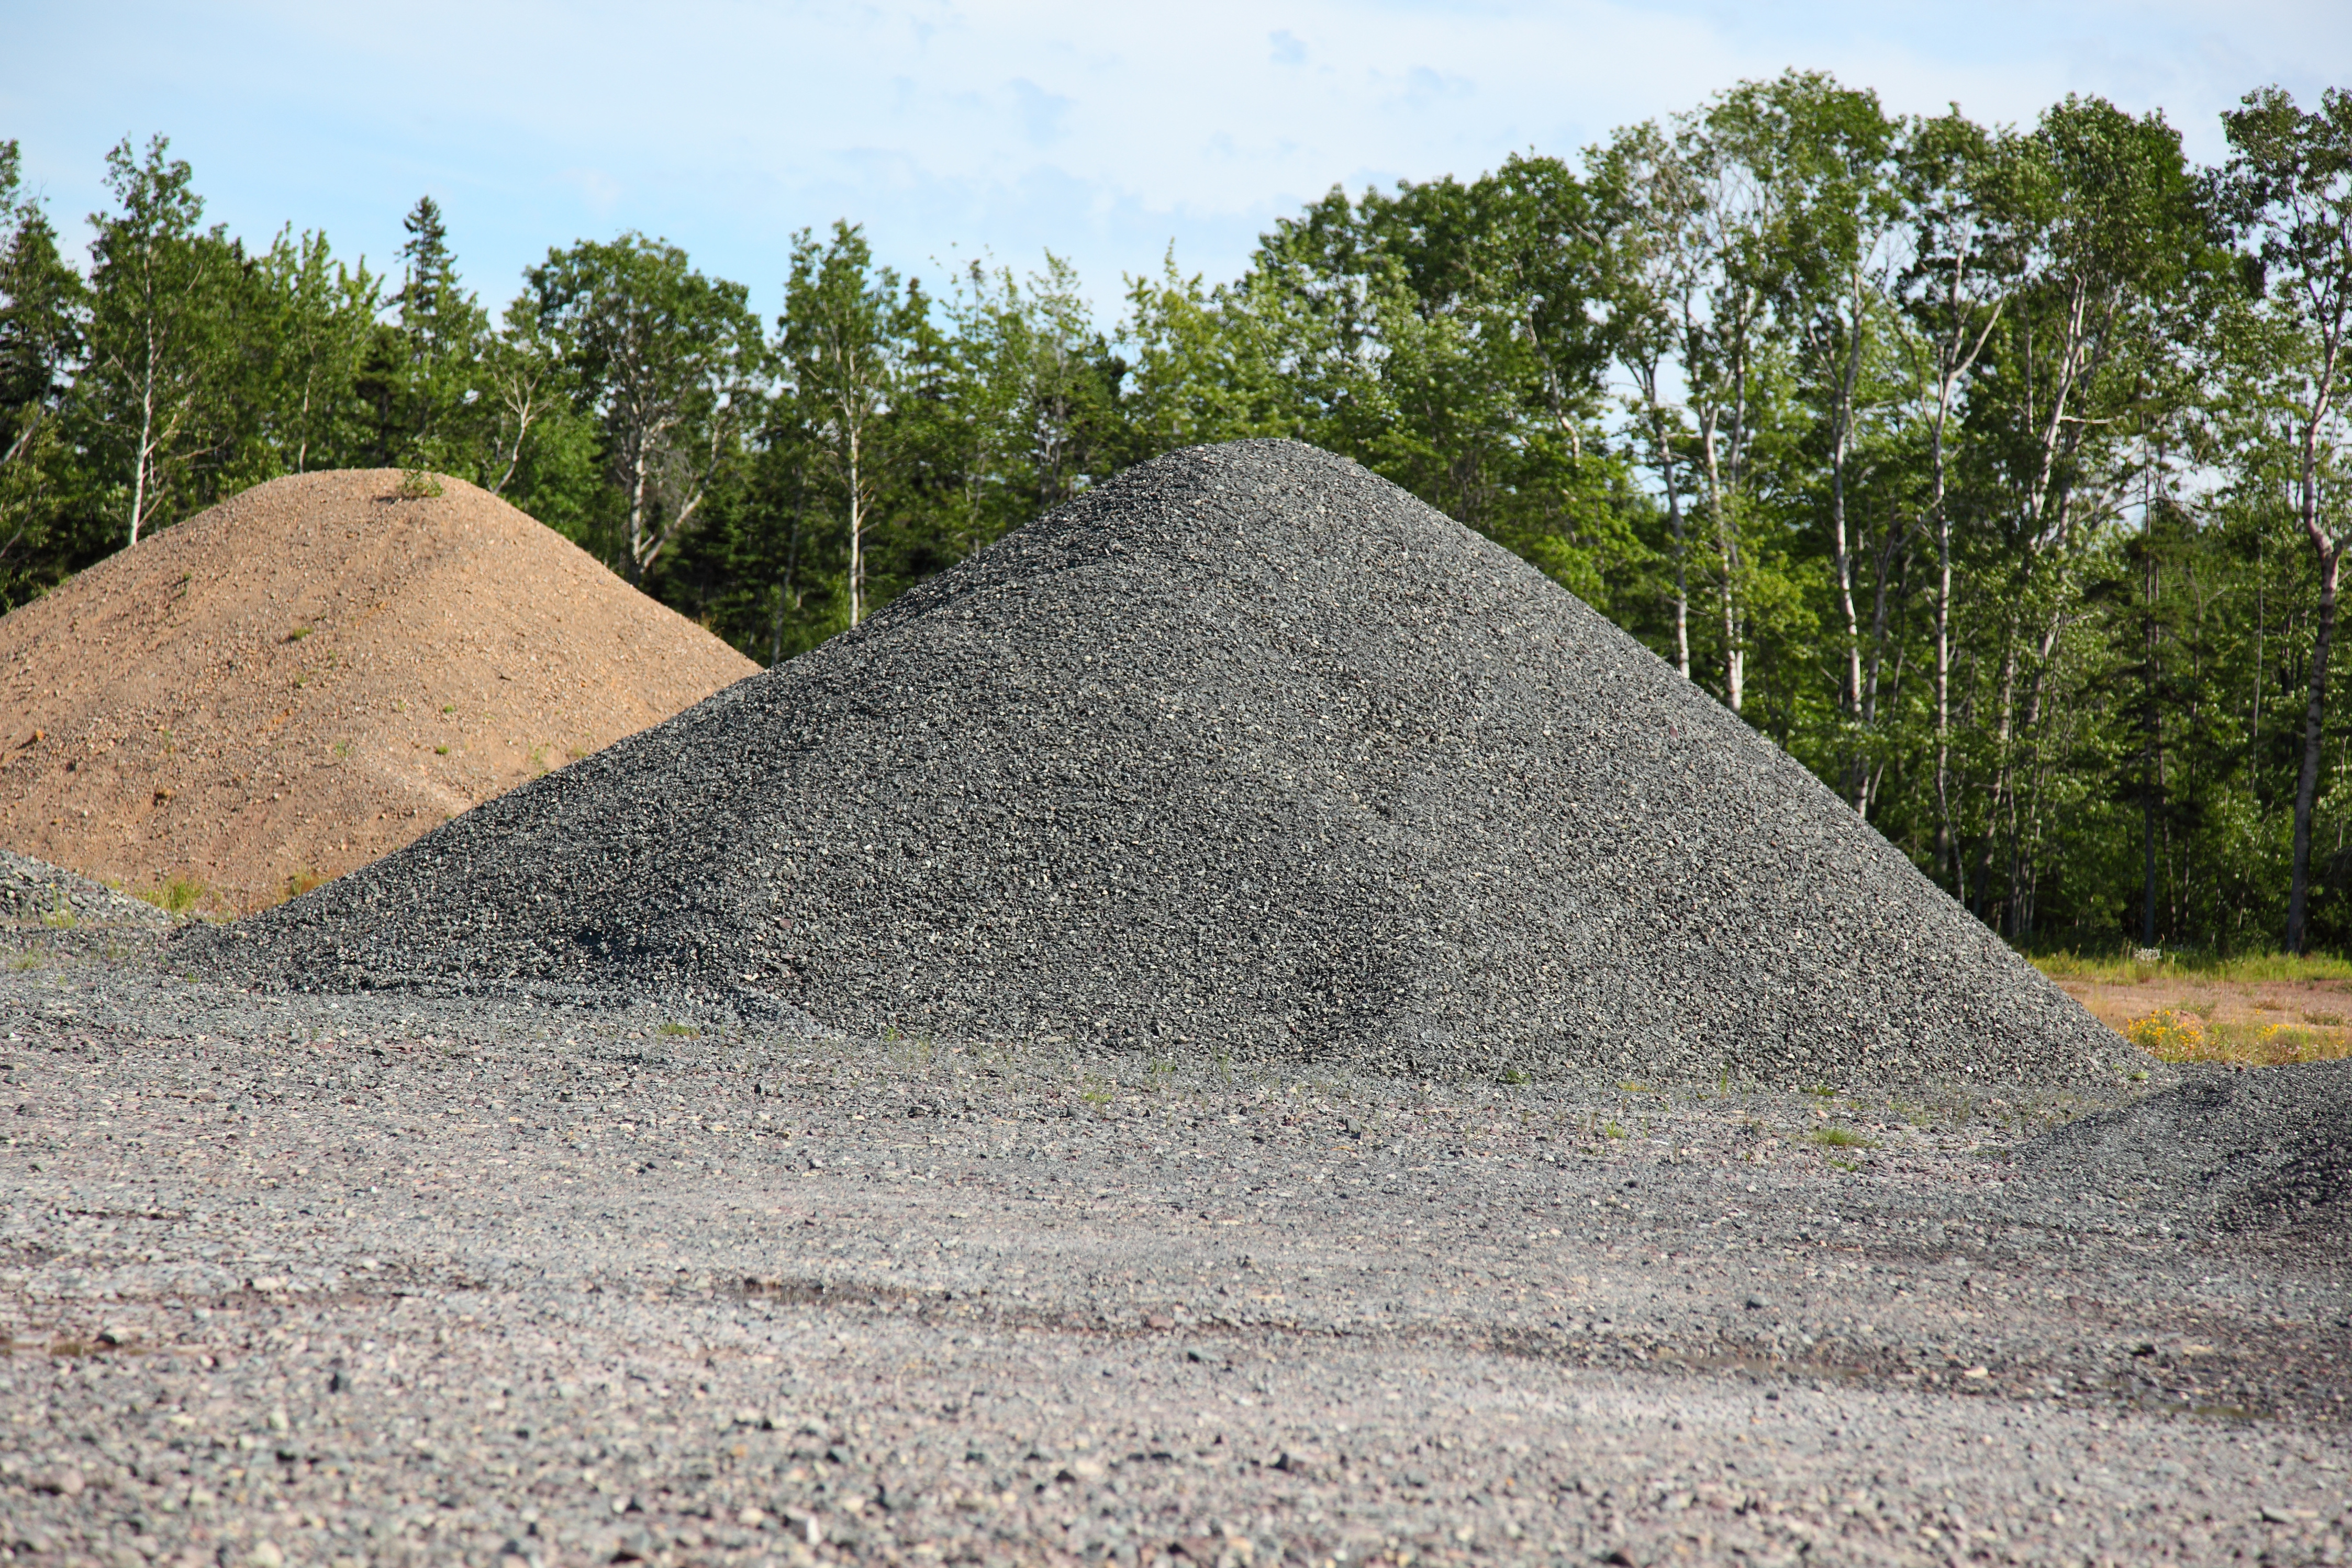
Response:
5,1,2345,323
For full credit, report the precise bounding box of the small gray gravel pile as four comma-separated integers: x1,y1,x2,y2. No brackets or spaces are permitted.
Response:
2020,1058,2352,1260
0,849,166,928
181,439,2125,1092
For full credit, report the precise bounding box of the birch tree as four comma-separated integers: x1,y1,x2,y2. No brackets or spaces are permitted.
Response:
531,233,763,585
1896,113,2029,892
81,136,234,547
1591,121,1701,679
777,222,919,627
2218,86,2352,953
1719,73,1905,803
1958,97,2206,936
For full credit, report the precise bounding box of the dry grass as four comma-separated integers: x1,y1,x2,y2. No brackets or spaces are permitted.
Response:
2034,949,2352,985
2036,953,2352,1067
2120,1007,2349,1068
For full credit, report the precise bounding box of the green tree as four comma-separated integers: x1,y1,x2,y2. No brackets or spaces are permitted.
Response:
776,222,923,625
255,226,380,474
1893,111,2034,889
1949,97,2212,939
2217,86,2352,952
0,140,90,601
1119,251,1294,455
1716,73,1907,805
79,135,240,546
353,197,490,471
529,232,764,584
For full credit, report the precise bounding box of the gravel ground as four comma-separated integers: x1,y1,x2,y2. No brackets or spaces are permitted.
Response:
182,441,2124,1095
5,933,2347,1568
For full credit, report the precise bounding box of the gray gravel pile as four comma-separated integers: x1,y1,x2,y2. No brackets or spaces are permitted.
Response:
180,439,2124,1091
0,848,166,928
2021,1058,2352,1259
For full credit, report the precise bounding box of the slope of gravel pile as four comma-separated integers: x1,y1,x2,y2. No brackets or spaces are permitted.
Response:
181,440,2127,1091
0,469,756,912
2020,1059,2352,1259
0,848,166,927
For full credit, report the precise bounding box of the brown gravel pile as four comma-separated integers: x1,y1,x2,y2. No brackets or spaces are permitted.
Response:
0,471,757,912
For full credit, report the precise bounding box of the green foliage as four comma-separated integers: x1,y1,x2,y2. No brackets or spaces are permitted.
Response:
0,139,89,609
528,231,763,585
77,136,246,549
139,875,207,917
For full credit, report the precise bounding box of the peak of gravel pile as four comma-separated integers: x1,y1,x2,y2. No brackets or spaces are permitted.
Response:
2020,1060,2352,1259
0,471,757,912
0,848,167,927
183,441,2126,1090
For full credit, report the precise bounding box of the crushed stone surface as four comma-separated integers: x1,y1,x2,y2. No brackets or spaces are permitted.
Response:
185,442,2124,1094
0,470,756,913
0,849,167,929
0,938,2346,1568
2019,1058,2352,1262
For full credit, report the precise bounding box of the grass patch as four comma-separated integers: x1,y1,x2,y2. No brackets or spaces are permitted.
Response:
2124,1006,2349,1067
2035,949,2352,985
1809,1125,1879,1149
282,867,327,902
656,1022,701,1038
137,875,207,917
395,468,443,500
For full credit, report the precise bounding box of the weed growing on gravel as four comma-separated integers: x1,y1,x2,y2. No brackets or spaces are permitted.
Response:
1810,1126,1878,1149
139,876,208,917
282,868,326,902
395,468,444,499
657,1022,701,1038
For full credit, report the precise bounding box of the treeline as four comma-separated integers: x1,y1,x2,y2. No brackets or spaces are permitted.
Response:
4,77,2351,955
